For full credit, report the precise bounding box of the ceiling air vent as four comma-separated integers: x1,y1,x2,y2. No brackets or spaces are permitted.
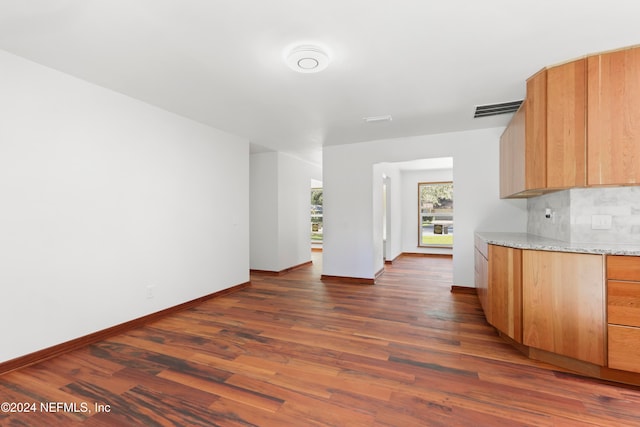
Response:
473,100,523,118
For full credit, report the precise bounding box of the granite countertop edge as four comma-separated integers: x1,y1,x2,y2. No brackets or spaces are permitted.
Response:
475,232,640,256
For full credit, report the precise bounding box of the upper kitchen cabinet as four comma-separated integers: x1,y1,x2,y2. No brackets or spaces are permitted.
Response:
587,46,640,186
546,58,587,189
524,70,547,195
500,60,587,198
499,102,526,198
499,72,546,198
524,69,547,192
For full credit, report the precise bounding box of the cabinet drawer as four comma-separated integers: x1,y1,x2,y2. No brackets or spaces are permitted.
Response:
608,324,640,373
608,256,640,281
608,280,640,326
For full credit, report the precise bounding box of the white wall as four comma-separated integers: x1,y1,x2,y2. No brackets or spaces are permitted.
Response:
250,153,279,270
250,152,321,272
372,164,386,272
0,50,250,363
377,164,403,262
401,168,454,255
323,128,527,285
279,153,322,270
324,152,375,279
386,169,403,262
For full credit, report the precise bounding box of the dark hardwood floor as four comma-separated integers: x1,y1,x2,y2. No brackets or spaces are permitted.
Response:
2,253,640,426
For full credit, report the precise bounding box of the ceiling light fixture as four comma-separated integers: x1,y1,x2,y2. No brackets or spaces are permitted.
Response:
363,115,393,123
286,45,330,73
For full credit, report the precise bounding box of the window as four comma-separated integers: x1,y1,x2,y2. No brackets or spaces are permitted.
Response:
311,188,323,243
418,182,453,247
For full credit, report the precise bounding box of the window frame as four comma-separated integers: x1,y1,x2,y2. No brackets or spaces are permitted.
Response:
417,181,453,248
311,187,323,243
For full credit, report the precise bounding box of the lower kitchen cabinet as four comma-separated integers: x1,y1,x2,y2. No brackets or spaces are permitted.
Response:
474,234,640,384
522,250,605,366
474,237,490,322
607,256,640,373
488,245,522,342
475,244,522,342
608,325,640,373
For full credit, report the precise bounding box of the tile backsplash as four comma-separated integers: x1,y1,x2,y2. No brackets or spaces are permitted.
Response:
527,186,640,244
527,190,571,242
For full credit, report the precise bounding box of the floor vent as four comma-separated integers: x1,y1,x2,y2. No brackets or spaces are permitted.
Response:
474,100,523,118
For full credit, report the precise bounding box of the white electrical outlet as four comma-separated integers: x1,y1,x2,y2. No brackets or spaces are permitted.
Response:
146,285,156,299
591,214,612,230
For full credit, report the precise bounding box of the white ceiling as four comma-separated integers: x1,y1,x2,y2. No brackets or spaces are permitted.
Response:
393,157,453,171
1,1,640,166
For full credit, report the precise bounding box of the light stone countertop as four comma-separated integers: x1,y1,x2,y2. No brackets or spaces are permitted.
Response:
475,232,640,256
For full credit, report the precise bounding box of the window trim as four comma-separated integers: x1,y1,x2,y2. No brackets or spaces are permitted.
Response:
311,187,323,243
417,181,453,248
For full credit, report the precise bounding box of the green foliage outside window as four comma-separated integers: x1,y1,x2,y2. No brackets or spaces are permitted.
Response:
419,182,453,247
311,188,323,242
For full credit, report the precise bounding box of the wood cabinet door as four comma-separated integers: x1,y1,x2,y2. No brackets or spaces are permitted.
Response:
546,59,587,189
608,255,640,281
608,280,640,327
523,250,605,365
475,248,490,323
499,104,526,198
587,46,640,185
525,69,547,190
608,325,640,373
489,245,522,342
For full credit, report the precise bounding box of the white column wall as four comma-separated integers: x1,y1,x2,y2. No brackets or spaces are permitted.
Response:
250,152,321,272
250,153,280,270
372,164,384,274
377,164,404,262
323,153,377,278
278,153,321,271
0,50,250,363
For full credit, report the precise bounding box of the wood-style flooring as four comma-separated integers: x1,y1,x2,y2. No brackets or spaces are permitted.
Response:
2,253,640,426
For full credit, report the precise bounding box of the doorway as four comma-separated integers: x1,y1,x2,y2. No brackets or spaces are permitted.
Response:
378,157,454,259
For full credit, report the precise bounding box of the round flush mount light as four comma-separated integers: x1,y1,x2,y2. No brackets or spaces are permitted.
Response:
285,45,330,73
